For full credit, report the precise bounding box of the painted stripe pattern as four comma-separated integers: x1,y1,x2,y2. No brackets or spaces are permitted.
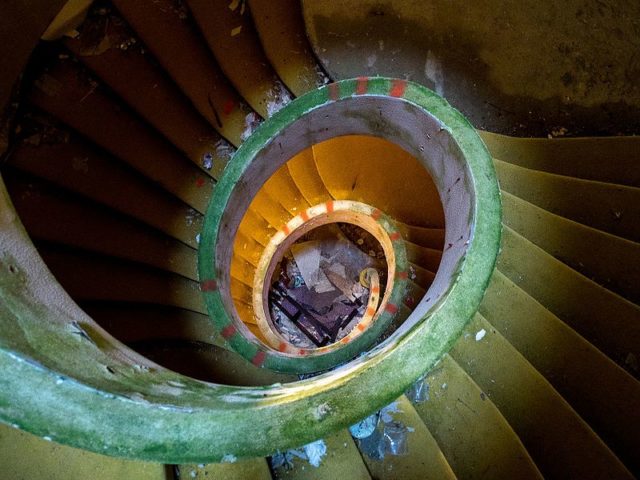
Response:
203,78,421,373
250,200,408,364
326,78,409,103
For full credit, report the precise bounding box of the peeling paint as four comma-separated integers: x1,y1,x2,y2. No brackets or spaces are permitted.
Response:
266,81,293,117
221,453,237,463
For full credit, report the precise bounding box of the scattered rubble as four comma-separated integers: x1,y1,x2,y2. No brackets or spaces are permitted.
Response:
270,439,327,469
268,224,386,347
405,375,430,403
351,402,414,460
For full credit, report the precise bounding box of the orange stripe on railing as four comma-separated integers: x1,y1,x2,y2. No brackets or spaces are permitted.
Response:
356,76,368,95
389,79,407,97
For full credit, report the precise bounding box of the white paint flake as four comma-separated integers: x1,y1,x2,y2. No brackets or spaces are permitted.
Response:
304,440,327,467
266,81,293,117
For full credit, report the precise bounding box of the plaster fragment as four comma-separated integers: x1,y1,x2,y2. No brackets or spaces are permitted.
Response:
475,328,487,341
303,440,327,467
349,412,379,439
202,152,213,170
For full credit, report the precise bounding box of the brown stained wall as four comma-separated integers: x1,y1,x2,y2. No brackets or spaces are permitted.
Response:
304,0,640,137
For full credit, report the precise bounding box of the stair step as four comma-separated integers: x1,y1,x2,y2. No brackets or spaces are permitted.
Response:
179,459,272,479
187,0,292,119
498,226,640,374
113,0,251,145
270,429,370,480
502,191,640,303
39,246,205,314
0,423,168,480
313,136,444,229
412,354,543,480
249,0,328,96
480,132,640,187
355,395,457,480
6,173,197,280
481,270,640,473
29,59,213,213
7,131,203,248
451,313,634,479
496,158,640,242
64,8,231,179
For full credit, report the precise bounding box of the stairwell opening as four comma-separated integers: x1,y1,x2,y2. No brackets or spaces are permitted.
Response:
263,221,390,351
200,78,483,374
0,76,500,461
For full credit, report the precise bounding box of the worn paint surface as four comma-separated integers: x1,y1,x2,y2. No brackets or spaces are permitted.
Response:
0,78,500,462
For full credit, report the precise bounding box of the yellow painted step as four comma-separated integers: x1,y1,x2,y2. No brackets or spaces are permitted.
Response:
231,256,256,286
40,247,205,314
498,226,640,373
408,262,435,290
238,208,274,247
64,14,227,178
413,354,543,480
451,313,633,479
113,0,250,146
495,158,640,242
233,231,263,267
8,176,197,281
313,136,444,228
0,423,168,480
287,147,333,205
179,458,272,479
502,191,640,303
249,0,328,96
187,0,291,118
262,166,311,215
248,188,294,229
29,60,213,213
7,133,203,248
480,132,640,187
480,270,640,472
271,429,370,480
396,223,445,250
404,241,442,274
357,395,457,480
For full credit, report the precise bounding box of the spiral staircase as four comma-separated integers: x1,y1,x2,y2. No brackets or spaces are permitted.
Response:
0,1,639,478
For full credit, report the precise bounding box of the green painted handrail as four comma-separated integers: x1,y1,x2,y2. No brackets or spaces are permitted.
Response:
0,78,501,463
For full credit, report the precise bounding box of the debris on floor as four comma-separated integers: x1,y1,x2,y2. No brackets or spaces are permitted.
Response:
349,412,380,439
269,224,387,347
269,439,327,469
350,401,414,460
475,328,487,341
405,374,430,403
